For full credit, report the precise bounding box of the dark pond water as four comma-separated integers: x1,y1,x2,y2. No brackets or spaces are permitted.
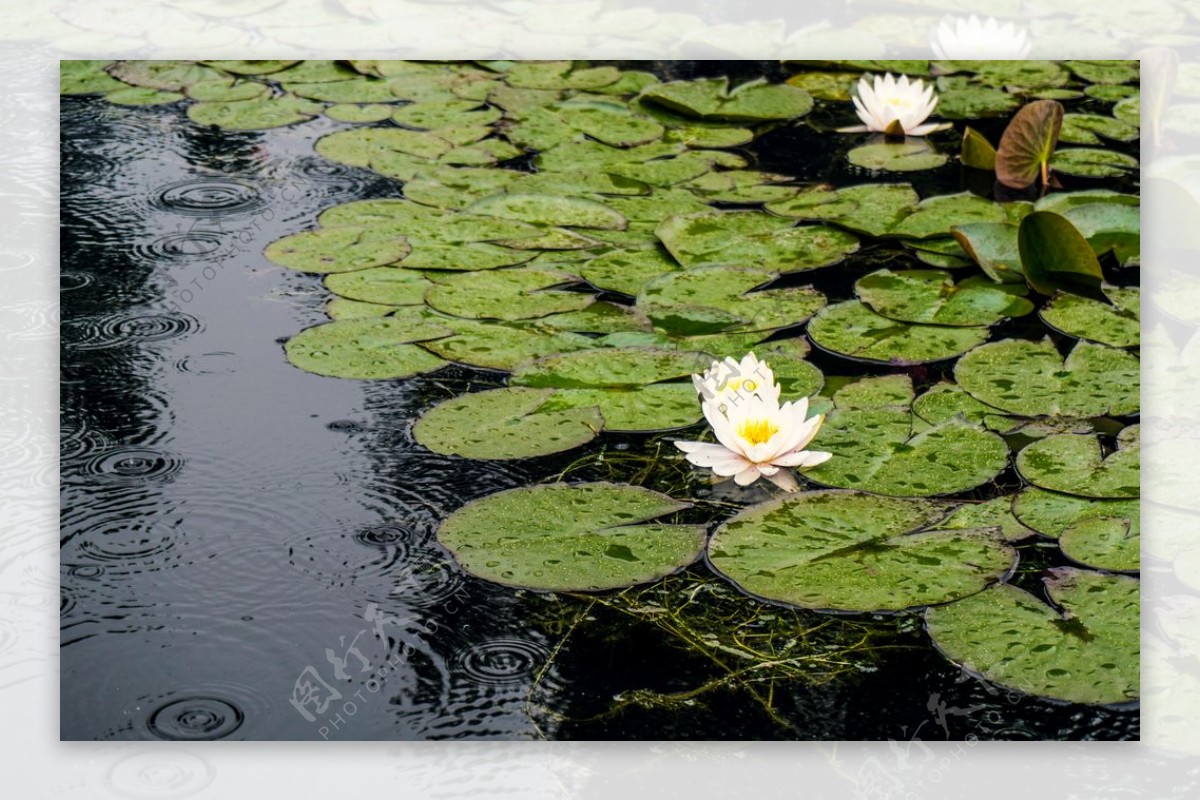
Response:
60,62,1139,741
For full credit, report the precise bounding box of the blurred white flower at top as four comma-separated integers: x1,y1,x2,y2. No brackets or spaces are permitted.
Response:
839,73,950,137
930,15,1032,60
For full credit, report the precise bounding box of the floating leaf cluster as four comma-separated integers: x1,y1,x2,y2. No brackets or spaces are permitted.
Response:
70,59,1142,711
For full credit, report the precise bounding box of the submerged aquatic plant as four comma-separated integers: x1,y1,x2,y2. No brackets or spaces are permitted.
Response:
676,353,830,492
839,73,951,138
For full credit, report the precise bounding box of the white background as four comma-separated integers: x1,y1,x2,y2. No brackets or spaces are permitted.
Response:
7,0,1200,797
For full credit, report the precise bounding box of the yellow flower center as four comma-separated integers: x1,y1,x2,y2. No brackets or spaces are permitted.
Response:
737,417,779,446
725,377,757,393
885,96,911,108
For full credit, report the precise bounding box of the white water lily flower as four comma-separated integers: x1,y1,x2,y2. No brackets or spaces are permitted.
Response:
839,73,950,137
677,355,830,493
931,16,1032,60
691,352,780,409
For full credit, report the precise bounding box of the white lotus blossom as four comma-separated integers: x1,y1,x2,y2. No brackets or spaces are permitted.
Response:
931,15,1032,60
677,354,830,493
839,72,951,138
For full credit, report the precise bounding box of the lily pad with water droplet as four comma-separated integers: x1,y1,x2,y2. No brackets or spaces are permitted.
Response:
424,268,593,321
708,490,1014,612
1016,428,1139,500
1013,487,1139,572
61,60,128,94
890,192,1008,240
513,346,711,390
1051,148,1139,179
1059,113,1140,145
805,411,1008,497
785,71,859,101
856,269,1033,327
436,482,707,592
391,99,500,130
316,127,454,170
265,226,412,274
326,297,397,320
1065,60,1140,85
105,87,184,106
553,100,666,147
324,266,431,306
766,183,920,238
941,496,1037,542
285,314,451,379
465,194,626,231
955,339,1139,418
580,248,681,296
951,222,1023,283
846,141,949,173
638,266,826,334
185,80,270,103
536,384,702,432
188,95,325,130
807,301,990,365
324,104,398,123
911,382,1023,433
639,77,813,122
400,242,535,272
505,62,622,91
656,211,858,273
413,387,603,459
1113,95,1140,128
1040,290,1139,348
107,60,224,91
682,170,798,204
419,320,593,372
287,78,396,103
936,86,1021,120
202,59,300,76
924,568,1138,705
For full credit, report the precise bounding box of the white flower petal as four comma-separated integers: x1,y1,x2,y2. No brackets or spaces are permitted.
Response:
733,465,761,486
764,469,800,493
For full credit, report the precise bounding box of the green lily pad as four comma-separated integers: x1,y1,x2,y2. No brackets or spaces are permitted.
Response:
829,374,915,412
400,242,535,271
855,269,1033,327
465,193,626,230
603,189,709,224
656,211,858,272
1013,487,1139,572
273,60,361,83
1051,148,1139,179
1016,428,1139,500
505,62,621,91
891,192,1007,239
265,226,411,274
807,301,989,365
708,490,1014,612
554,100,666,147
326,297,397,320
1065,60,1139,85
285,314,451,380
424,268,593,320
105,87,184,106
287,78,396,103
961,126,997,170
315,127,453,172
1059,113,1140,145
391,99,500,130
785,71,859,101
419,321,593,371
185,80,270,102
766,183,920,238
61,61,127,94
806,412,1008,497
1034,190,1140,214
996,99,1063,190
847,141,949,173
1040,290,1140,348
188,95,325,130
107,60,223,91
1018,211,1105,298
202,60,300,76
402,168,520,210
535,302,650,335
911,382,1023,433
413,387,602,459
325,104,398,123
512,347,711,389
580,248,681,296
1059,203,1140,265
1085,84,1139,102
534,138,684,173
436,482,707,592
1113,95,1140,128
682,170,797,204
536,384,702,432
638,266,826,334
924,568,1138,705
941,496,1037,543
951,222,1023,283
639,77,813,122
956,339,1139,418
936,86,1021,119
511,170,651,200
324,267,431,306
